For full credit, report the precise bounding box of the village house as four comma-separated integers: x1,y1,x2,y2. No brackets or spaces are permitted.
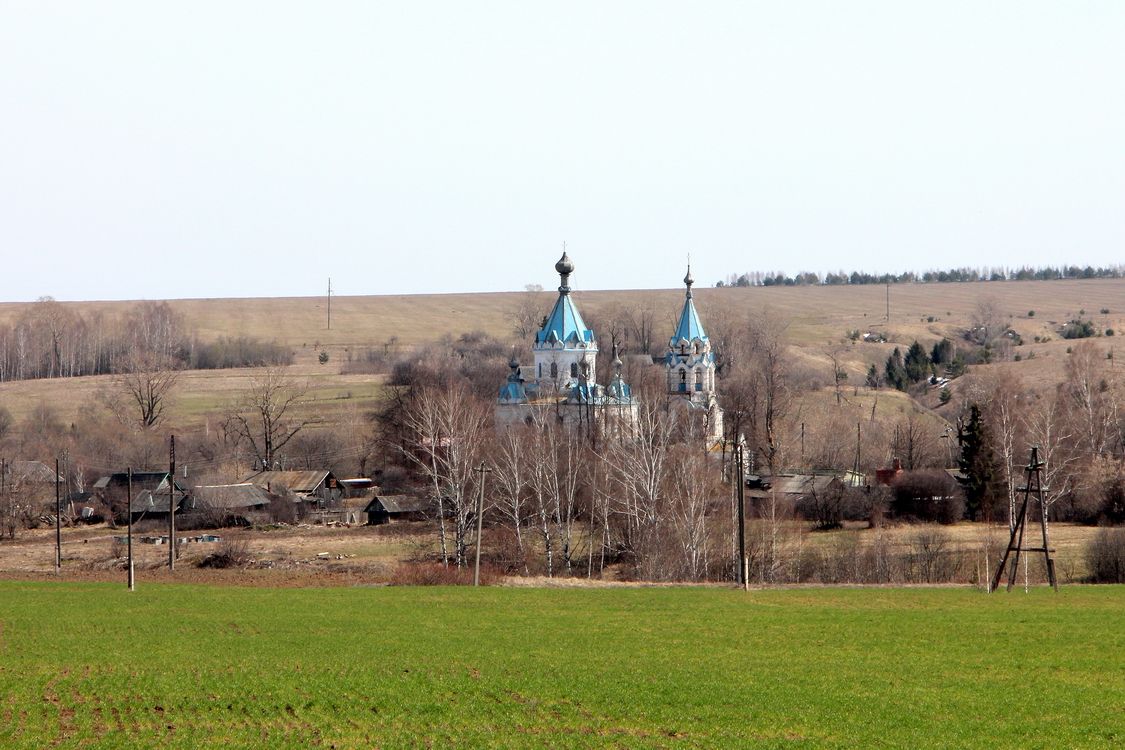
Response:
364,495,430,525
242,470,342,505
182,483,273,527
93,471,186,524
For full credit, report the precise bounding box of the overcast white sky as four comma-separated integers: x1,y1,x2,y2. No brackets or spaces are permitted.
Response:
1,2,1122,302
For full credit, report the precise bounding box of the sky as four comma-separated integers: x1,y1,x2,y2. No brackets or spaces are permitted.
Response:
1,1,1123,302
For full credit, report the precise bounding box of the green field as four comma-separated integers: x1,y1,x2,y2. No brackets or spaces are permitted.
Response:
1,583,1123,748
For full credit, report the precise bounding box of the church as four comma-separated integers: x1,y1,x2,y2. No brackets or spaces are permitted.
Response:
496,252,724,445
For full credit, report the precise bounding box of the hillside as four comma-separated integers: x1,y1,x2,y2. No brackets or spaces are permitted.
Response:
0,278,1120,430
1,279,1120,355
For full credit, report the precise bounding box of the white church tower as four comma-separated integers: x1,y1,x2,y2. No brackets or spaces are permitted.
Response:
531,252,598,392
665,264,724,443
496,252,637,437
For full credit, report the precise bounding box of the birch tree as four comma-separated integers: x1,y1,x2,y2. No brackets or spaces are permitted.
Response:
401,380,489,568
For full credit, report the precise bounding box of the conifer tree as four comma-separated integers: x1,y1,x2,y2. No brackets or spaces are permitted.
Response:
884,348,907,391
957,404,1004,522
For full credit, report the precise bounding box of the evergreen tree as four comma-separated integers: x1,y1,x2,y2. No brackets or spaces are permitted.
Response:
884,348,907,391
903,340,931,383
931,338,954,366
957,404,1004,522
865,364,880,389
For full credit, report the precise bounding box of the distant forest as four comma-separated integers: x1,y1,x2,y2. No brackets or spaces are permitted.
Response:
0,298,291,383
716,264,1125,288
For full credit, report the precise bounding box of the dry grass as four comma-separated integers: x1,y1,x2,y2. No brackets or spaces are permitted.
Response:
1,278,1120,426
1,278,1120,354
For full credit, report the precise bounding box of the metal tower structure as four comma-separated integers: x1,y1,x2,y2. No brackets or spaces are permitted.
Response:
990,446,1058,592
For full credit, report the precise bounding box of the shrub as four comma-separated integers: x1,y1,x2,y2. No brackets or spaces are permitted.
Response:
903,529,961,583
1085,528,1125,583
318,351,329,364
1062,319,1096,339
198,538,251,568
939,387,952,405
1101,308,1110,314
189,336,293,369
386,562,498,586
891,471,965,524
1028,310,1035,317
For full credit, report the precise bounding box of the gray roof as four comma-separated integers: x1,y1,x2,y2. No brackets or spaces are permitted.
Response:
242,470,335,495
129,489,176,514
95,471,175,494
190,484,272,510
4,460,63,484
745,474,841,500
364,495,429,515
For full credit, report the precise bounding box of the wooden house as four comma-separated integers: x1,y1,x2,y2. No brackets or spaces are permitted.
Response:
363,495,430,525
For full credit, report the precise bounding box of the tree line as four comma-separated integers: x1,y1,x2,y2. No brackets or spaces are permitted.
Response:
717,264,1125,288
0,298,292,383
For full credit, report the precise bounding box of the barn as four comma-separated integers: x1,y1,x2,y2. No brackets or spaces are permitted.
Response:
364,495,429,525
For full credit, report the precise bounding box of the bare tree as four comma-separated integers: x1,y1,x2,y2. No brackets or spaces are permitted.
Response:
747,311,793,473
1064,342,1119,457
401,380,489,567
510,285,549,342
492,425,530,575
982,370,1024,528
119,352,181,429
666,446,716,580
1022,388,1080,512
603,401,673,576
890,412,942,471
225,368,311,469
827,347,849,407
969,296,1005,345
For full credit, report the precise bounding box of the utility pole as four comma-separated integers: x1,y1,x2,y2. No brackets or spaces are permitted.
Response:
736,442,747,589
990,446,1058,593
127,468,135,591
327,278,332,331
855,421,862,476
168,435,176,571
885,281,890,322
473,462,492,587
55,458,61,574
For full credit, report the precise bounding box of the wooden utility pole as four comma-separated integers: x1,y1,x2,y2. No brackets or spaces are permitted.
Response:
854,421,862,475
1,458,5,541
990,446,1058,592
736,442,747,588
885,281,890,322
327,278,332,330
54,458,61,574
473,462,491,587
127,468,135,591
168,435,176,571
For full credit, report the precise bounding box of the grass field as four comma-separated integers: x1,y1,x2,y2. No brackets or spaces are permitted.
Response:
1,582,1122,748
2,278,1121,428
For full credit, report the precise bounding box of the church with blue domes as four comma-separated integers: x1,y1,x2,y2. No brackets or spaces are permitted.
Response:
496,252,724,444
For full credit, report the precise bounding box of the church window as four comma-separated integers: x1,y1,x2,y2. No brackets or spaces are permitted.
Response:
570,362,579,378
694,368,703,391
550,362,558,379
679,369,687,392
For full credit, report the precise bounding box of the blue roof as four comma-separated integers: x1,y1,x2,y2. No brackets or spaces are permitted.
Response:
672,296,708,343
536,293,594,346
498,380,527,403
